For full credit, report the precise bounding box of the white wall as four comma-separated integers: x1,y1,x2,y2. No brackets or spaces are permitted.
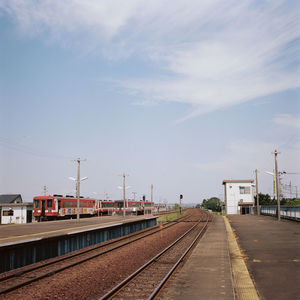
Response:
1,206,29,224
225,182,254,214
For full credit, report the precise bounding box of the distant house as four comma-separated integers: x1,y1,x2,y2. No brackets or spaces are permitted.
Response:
222,180,255,214
154,203,168,213
0,194,32,224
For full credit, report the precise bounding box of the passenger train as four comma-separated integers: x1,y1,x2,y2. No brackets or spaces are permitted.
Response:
33,195,154,221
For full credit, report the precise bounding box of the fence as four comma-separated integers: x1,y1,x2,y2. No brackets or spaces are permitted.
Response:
260,206,300,221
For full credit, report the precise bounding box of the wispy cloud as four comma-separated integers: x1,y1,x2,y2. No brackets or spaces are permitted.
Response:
273,114,300,129
1,0,299,119
194,139,300,177
130,100,158,107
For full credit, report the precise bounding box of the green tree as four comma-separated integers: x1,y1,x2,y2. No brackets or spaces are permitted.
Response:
202,197,221,212
254,193,276,205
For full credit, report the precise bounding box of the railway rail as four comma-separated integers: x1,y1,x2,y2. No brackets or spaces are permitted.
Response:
0,212,193,296
100,210,211,300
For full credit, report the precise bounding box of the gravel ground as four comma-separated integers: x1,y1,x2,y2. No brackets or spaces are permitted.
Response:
2,209,204,300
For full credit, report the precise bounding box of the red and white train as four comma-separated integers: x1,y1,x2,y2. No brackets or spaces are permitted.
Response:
114,200,154,215
33,195,154,221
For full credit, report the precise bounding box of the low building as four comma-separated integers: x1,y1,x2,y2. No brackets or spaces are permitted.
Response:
0,194,33,224
222,180,255,214
0,203,33,224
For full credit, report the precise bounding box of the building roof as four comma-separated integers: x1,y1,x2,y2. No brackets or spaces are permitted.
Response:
222,180,254,185
0,194,22,204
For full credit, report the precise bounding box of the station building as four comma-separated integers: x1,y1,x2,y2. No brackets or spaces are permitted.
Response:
0,194,33,224
222,180,255,214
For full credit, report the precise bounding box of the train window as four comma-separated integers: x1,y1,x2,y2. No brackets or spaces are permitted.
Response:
34,200,39,209
103,202,114,207
47,199,52,208
58,200,61,210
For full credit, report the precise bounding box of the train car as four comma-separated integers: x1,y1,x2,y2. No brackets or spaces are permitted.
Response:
114,200,154,215
33,195,97,221
95,200,115,215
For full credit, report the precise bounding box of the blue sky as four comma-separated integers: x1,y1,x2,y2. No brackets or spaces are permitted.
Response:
0,1,299,203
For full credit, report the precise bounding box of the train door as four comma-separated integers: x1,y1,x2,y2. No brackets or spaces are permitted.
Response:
41,200,46,217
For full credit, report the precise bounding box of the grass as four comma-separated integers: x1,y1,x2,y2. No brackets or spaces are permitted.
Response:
157,211,183,223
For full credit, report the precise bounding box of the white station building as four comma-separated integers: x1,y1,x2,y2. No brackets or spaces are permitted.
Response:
222,180,255,214
0,194,33,224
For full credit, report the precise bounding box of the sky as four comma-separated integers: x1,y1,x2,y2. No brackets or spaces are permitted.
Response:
0,0,300,204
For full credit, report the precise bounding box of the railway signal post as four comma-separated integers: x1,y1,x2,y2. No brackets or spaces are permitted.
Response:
179,194,183,214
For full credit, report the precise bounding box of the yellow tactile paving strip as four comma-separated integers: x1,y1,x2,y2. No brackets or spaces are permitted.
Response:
224,216,260,300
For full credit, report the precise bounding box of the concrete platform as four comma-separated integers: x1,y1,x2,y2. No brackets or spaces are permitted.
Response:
0,215,154,246
162,216,235,300
0,215,157,273
228,215,300,300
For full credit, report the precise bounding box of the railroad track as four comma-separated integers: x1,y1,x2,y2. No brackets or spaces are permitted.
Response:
0,212,194,296
100,210,212,300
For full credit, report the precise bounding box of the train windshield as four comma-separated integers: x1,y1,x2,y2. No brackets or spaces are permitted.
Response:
34,200,39,209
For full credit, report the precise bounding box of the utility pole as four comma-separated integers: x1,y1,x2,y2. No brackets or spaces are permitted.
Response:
43,185,47,196
132,192,137,201
151,184,153,202
272,169,276,198
255,169,260,216
72,158,87,221
272,150,281,221
122,173,129,217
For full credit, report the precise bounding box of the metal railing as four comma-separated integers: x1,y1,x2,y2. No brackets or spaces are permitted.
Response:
260,206,300,221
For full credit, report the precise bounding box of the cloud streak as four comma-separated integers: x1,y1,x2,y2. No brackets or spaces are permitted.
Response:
1,0,299,119
273,114,300,129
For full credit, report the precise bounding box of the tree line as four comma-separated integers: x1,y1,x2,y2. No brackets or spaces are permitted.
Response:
195,193,300,212
254,193,300,206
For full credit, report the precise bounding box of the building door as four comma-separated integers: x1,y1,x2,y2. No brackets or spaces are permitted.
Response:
27,209,32,223
241,207,250,214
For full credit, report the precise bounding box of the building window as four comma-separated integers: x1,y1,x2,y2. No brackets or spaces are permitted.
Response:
239,186,250,194
3,209,14,216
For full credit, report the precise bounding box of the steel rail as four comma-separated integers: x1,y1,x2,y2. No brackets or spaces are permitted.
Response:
0,213,189,283
0,213,192,295
99,211,211,300
148,213,212,299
